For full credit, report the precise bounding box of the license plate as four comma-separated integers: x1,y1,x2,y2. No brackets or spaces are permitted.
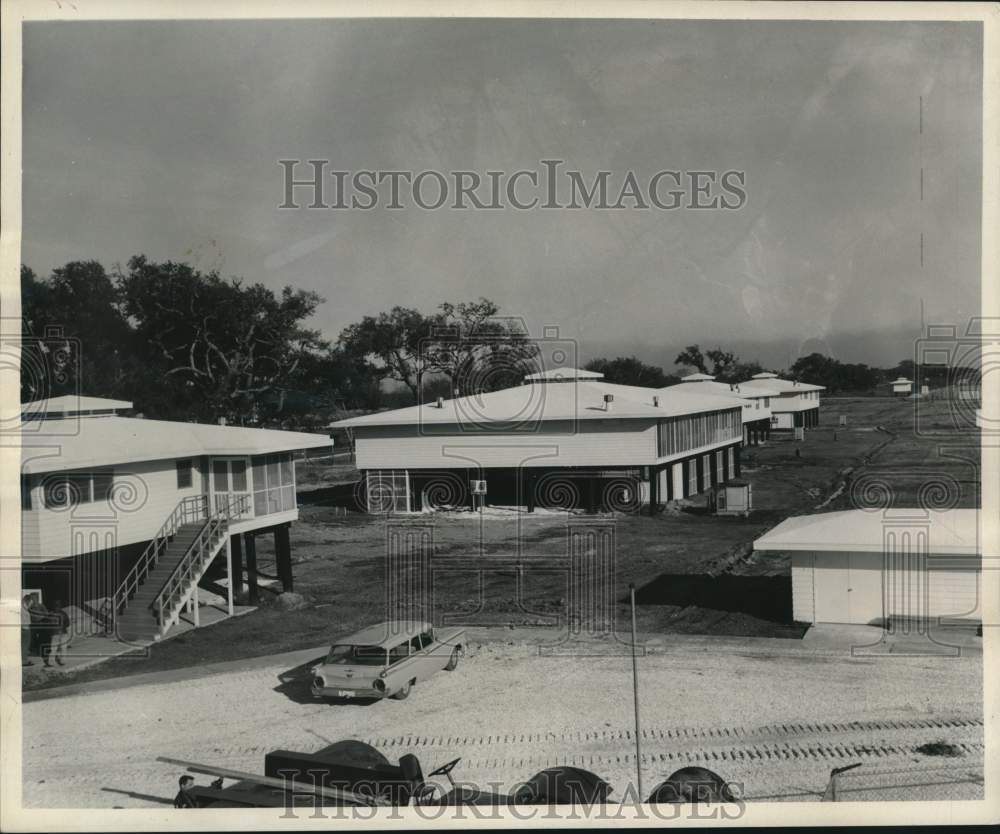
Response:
337,690,354,698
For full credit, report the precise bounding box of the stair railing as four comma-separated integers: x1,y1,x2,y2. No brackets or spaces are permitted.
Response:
108,494,209,630
152,493,251,633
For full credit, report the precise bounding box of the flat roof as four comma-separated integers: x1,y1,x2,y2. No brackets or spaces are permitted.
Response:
523,367,604,381
739,376,825,393
21,416,332,474
335,620,431,646
22,395,133,415
331,380,745,429
661,380,778,400
753,509,979,555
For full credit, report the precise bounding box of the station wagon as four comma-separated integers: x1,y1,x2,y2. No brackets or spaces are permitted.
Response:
311,620,464,701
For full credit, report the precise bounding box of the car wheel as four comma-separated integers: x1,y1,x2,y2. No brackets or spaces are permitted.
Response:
392,680,412,700
445,647,460,671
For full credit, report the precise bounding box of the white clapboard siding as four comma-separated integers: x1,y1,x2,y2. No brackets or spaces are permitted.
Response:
22,458,206,563
353,419,659,470
790,552,815,623
928,560,980,620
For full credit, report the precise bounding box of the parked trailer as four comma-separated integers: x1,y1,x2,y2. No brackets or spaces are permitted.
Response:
159,741,611,808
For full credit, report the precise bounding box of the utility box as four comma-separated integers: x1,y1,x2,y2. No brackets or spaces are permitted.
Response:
710,480,752,517
794,427,805,441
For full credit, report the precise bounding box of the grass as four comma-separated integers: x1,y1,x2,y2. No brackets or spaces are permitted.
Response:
24,397,979,692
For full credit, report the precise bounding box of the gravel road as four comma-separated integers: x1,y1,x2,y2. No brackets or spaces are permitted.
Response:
22,645,983,808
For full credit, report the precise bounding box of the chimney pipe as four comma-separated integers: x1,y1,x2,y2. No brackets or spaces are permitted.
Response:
436,396,444,408
603,393,614,412
652,395,660,407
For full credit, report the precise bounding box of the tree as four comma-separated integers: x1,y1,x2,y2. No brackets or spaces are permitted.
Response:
790,352,879,393
338,306,440,400
339,298,539,401
117,255,325,423
674,345,708,374
584,356,677,387
716,360,765,384
20,261,138,403
424,299,538,394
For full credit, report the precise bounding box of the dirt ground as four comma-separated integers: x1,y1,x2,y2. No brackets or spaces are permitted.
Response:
20,638,983,808
22,396,980,691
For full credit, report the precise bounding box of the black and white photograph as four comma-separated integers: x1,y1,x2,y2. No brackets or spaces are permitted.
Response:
1,0,997,828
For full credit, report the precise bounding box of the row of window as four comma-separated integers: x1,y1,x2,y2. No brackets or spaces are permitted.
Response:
656,409,742,458
30,470,115,510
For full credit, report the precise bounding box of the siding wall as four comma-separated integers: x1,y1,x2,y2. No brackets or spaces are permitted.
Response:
790,552,815,623
354,419,659,469
22,458,206,563
790,550,980,624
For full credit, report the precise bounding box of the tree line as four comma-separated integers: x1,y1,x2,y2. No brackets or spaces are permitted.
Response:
20,257,972,429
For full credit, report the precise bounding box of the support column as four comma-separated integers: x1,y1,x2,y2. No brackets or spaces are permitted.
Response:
735,447,742,477
586,476,597,514
224,536,234,616
230,534,244,599
526,472,536,513
243,532,259,605
192,586,200,627
275,522,293,593
648,466,659,514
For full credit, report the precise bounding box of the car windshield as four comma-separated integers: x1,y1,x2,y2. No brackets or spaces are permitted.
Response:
325,644,386,666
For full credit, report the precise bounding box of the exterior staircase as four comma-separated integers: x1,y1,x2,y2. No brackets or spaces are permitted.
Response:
111,494,248,644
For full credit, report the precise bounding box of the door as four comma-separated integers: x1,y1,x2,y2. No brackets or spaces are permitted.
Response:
814,553,884,624
210,457,252,518
814,553,851,623
848,553,884,625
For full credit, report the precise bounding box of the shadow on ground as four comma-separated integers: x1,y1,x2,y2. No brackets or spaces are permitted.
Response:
635,573,798,625
273,655,380,706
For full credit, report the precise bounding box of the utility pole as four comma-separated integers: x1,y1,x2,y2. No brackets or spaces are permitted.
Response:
629,583,643,800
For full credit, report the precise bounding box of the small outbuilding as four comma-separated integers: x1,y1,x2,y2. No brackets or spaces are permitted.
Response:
890,377,913,397
753,509,980,627
709,479,752,517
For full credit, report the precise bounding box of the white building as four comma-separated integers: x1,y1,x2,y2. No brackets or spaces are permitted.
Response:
20,396,331,642
660,373,778,446
739,372,824,431
754,508,980,627
332,369,746,513
890,377,913,396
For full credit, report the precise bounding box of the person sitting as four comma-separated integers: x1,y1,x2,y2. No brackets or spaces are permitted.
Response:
174,775,198,808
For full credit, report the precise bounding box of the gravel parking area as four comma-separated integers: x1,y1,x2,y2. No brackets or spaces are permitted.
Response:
22,642,983,807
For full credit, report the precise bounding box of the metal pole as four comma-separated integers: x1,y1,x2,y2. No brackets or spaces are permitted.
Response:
629,583,643,800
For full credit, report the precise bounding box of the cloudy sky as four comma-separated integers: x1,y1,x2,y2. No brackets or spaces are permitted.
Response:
22,19,982,369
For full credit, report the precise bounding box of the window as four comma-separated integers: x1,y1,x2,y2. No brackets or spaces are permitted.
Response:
389,642,410,663
656,409,741,458
325,644,387,666
252,453,296,515
764,398,770,407
366,469,410,514
42,470,114,509
419,630,434,649
213,460,229,492
176,459,193,489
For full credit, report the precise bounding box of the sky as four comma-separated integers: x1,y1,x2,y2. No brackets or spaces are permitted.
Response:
21,19,983,370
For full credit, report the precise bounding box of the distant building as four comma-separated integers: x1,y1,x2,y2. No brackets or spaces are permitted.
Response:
738,372,824,431
21,396,331,642
332,369,746,513
660,373,777,446
754,508,980,627
890,377,913,397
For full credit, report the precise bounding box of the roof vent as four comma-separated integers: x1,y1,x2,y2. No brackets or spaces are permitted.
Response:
603,393,614,411
435,396,444,408
652,395,660,407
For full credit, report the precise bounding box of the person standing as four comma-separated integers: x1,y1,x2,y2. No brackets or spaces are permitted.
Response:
21,596,34,667
47,600,71,667
28,598,48,659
